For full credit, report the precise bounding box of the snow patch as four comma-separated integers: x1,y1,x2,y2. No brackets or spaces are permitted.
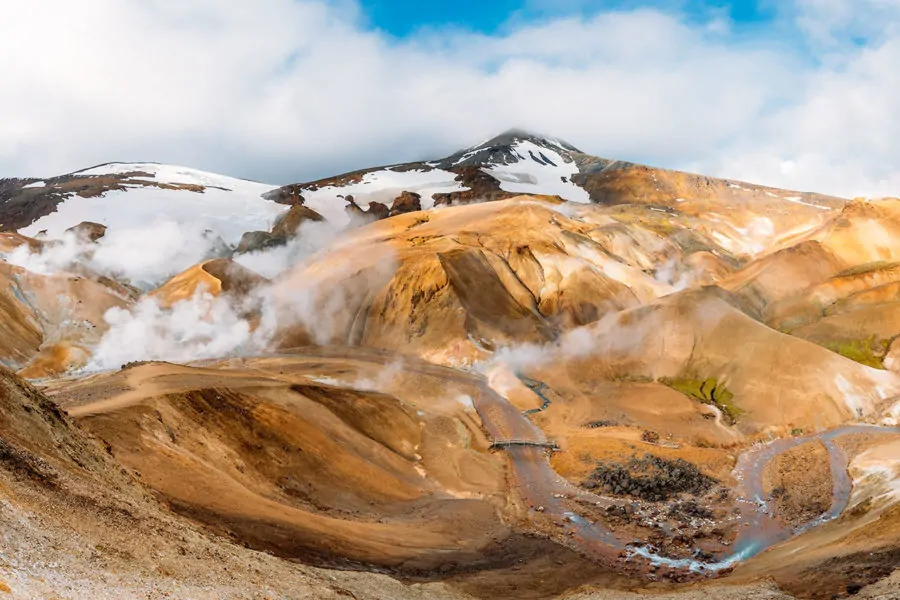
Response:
705,216,774,256
783,196,831,211
484,140,590,203
23,181,45,189
456,395,475,410
301,167,467,226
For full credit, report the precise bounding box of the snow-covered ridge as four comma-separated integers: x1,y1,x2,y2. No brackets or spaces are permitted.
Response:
20,163,285,247
71,162,270,193
288,131,592,222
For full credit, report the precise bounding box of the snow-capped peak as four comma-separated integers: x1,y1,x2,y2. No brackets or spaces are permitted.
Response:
474,128,581,154
436,128,581,170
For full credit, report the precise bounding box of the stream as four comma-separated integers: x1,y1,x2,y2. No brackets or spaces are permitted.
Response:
471,373,900,575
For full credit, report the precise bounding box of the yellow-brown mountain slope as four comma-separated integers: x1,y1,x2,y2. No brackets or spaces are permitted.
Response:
260,195,843,367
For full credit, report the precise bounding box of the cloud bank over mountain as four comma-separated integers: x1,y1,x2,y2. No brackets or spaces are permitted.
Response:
2,0,899,197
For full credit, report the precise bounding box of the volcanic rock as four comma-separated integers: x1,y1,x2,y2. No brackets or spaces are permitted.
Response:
271,204,325,238
236,230,285,254
390,191,422,216
65,221,107,242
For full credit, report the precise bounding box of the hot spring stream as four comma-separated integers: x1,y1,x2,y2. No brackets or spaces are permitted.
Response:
471,375,900,575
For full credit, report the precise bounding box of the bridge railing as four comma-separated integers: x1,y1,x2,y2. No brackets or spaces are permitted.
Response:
489,439,559,450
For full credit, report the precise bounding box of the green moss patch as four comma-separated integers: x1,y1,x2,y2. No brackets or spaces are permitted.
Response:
659,377,742,424
823,336,890,369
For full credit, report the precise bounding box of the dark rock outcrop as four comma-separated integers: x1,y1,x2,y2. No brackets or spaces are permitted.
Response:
584,454,718,502
65,221,107,242
365,201,390,221
345,196,390,223
236,231,285,254
432,167,518,207
271,205,324,238
262,184,306,206
390,191,422,216
237,204,326,254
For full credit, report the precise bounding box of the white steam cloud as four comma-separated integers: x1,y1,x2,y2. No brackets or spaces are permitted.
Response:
89,289,257,368
653,257,694,292
233,218,347,279
82,217,397,372
484,321,604,374
1,209,395,373
4,221,230,290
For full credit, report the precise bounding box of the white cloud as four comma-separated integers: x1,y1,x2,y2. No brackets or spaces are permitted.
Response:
0,0,899,197
790,0,900,46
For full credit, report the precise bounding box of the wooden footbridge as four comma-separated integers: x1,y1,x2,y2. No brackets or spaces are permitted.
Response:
489,439,560,451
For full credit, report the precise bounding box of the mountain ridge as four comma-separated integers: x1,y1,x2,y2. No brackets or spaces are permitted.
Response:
1,130,846,236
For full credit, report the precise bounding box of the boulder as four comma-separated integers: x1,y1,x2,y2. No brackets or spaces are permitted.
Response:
345,196,389,223
65,221,107,242
365,201,390,221
262,184,306,205
390,191,422,216
236,231,285,254
271,204,325,238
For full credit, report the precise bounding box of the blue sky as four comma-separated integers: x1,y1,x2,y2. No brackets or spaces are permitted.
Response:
3,0,899,197
360,0,777,37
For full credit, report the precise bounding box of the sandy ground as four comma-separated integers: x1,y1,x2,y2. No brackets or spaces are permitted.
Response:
762,440,833,525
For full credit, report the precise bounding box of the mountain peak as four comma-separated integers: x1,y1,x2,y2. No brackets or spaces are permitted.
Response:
474,128,581,154
433,128,581,170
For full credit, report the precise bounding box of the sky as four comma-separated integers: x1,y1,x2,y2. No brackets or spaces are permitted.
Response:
363,1,776,36
1,0,899,197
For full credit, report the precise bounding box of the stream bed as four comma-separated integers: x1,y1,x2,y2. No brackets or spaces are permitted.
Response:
473,374,900,576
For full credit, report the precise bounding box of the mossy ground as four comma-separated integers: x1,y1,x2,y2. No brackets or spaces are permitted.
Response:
658,377,742,424
823,336,890,369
